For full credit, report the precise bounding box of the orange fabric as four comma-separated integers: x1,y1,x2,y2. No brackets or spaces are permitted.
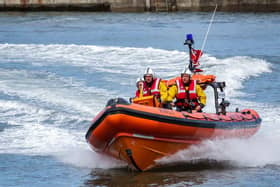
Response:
132,95,161,107
192,74,216,84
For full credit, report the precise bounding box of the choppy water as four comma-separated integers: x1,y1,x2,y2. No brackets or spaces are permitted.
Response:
0,12,280,186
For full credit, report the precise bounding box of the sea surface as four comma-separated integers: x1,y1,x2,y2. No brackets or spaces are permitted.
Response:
0,12,280,187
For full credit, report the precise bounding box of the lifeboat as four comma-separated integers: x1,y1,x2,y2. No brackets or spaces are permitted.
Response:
85,95,261,171
85,34,262,171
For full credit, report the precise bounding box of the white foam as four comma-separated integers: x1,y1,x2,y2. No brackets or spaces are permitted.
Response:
201,55,271,97
0,68,108,117
55,147,125,169
0,43,270,88
158,133,280,167
0,104,123,169
0,99,123,168
159,99,280,167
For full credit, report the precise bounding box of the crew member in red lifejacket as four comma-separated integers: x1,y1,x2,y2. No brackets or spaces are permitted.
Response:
136,67,168,106
167,68,206,112
135,77,144,98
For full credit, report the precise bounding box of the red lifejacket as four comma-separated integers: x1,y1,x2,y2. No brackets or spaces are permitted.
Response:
175,79,199,108
143,78,161,97
135,90,140,97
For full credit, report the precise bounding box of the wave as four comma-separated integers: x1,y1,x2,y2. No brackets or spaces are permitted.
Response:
0,43,271,96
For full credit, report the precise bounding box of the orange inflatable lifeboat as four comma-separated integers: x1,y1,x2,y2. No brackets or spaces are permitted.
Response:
86,34,261,171
86,95,261,171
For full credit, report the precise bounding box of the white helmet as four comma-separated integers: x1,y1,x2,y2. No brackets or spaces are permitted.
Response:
181,67,192,76
143,67,154,77
136,77,144,84
136,77,144,87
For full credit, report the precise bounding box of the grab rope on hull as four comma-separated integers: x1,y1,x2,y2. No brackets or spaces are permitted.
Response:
125,149,142,171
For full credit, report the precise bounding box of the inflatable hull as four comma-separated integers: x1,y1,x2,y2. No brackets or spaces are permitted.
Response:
86,102,261,171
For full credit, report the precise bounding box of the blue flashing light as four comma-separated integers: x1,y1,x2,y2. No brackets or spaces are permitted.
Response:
186,34,193,41
184,34,194,45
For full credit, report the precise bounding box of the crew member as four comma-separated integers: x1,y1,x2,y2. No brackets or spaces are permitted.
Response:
142,67,168,105
167,68,206,112
135,77,144,98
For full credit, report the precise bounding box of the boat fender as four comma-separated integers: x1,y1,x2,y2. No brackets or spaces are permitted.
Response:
106,98,129,107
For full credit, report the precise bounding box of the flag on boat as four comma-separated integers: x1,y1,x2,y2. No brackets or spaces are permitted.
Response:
191,48,203,67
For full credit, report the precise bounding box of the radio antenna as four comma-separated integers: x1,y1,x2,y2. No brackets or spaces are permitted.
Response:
201,4,218,52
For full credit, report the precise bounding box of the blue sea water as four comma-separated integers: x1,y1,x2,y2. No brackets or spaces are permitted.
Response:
0,12,280,186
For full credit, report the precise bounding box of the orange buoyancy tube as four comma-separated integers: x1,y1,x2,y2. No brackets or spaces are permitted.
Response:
192,74,216,83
